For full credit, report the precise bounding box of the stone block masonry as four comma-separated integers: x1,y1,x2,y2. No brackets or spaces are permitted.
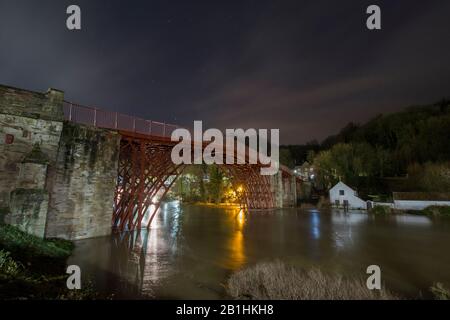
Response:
5,145,51,237
0,85,63,237
269,165,298,208
1,84,121,240
8,188,49,238
0,85,64,209
46,123,120,240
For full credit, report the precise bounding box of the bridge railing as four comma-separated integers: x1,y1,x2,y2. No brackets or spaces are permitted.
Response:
63,101,179,138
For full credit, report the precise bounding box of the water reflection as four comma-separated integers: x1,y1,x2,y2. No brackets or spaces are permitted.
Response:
68,204,450,299
394,214,432,226
98,203,247,298
309,209,321,240
228,208,246,270
331,210,367,225
236,209,245,230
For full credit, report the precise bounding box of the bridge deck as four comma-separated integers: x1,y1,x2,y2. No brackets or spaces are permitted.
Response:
63,101,178,139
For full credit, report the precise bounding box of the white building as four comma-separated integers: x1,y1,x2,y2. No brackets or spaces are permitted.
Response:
393,192,450,210
329,181,367,210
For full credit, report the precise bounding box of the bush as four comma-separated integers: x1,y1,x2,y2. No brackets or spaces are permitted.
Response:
423,206,450,217
0,250,23,277
369,205,391,215
0,224,73,276
226,261,397,300
0,224,77,299
430,283,450,300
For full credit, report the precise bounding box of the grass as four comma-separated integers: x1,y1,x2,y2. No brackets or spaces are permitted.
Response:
422,206,450,217
0,250,23,276
430,283,450,300
0,224,99,299
0,224,73,275
226,261,397,300
369,205,392,215
0,224,73,256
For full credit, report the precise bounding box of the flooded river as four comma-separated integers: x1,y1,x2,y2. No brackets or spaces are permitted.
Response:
68,202,450,299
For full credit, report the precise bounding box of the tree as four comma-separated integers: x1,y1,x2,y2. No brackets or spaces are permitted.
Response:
279,148,295,168
207,165,224,204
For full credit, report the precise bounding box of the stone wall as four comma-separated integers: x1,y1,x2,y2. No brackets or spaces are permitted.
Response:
0,84,64,120
0,84,64,209
0,85,64,236
269,167,298,208
8,188,49,238
1,83,121,240
282,174,297,207
270,171,283,208
46,123,120,240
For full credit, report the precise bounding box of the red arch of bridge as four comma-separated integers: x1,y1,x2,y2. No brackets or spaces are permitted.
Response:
112,132,276,232
63,101,294,232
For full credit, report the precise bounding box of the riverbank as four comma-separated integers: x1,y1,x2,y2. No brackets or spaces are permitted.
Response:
369,205,450,217
310,199,450,217
0,224,96,299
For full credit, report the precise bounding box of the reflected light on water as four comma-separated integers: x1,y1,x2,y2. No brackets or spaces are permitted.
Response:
331,211,367,225
169,201,181,239
331,211,363,249
142,204,159,229
143,227,162,283
309,210,321,240
227,208,246,270
394,215,432,226
237,209,245,229
69,205,450,299
229,231,245,270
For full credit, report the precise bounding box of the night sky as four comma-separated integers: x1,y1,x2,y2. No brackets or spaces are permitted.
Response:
1,0,449,144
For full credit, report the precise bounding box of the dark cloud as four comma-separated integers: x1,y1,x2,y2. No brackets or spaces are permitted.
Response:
1,0,449,143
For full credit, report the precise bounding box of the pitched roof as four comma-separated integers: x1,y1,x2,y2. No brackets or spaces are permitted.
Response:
393,192,450,201
330,181,355,191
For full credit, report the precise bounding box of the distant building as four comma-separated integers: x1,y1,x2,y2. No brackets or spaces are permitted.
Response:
329,181,367,210
294,161,315,181
393,192,450,210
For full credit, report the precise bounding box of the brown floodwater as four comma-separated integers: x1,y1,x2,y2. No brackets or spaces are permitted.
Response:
68,202,450,299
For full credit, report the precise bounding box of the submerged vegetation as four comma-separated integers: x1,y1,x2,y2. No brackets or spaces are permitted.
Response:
369,205,392,215
227,261,450,300
226,261,397,300
430,283,450,300
422,206,450,217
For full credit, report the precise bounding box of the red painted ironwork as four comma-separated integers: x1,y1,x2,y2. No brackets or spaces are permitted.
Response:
65,101,283,232
63,101,178,138
112,132,276,232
